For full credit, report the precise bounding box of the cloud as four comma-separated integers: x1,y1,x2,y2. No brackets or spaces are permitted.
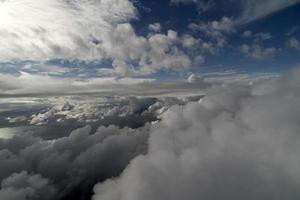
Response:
92,66,300,200
171,0,300,24
189,17,235,50
0,0,196,76
287,37,300,50
237,0,300,24
149,23,162,32
0,68,211,97
0,124,151,199
240,44,278,60
0,72,156,95
170,0,215,12
0,0,136,61
0,171,57,200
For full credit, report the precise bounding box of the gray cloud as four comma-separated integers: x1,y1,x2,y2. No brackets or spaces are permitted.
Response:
0,171,57,200
0,124,150,199
92,66,300,200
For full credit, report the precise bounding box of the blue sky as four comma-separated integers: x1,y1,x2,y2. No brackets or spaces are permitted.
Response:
0,0,300,92
133,0,300,74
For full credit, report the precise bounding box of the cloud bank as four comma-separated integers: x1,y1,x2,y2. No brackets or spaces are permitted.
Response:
92,66,300,200
0,124,150,199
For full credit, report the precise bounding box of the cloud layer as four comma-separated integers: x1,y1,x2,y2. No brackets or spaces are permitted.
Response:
0,0,136,61
92,66,300,200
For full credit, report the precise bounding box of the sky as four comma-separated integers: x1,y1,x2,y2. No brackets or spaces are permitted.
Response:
0,0,300,96
1,1,300,200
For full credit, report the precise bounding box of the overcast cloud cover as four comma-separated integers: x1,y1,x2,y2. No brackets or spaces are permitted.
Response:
0,0,300,200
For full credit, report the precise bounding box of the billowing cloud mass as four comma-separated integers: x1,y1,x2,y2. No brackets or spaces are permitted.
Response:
0,0,197,76
0,124,150,199
0,171,57,200
0,0,299,199
92,66,300,200
0,67,299,200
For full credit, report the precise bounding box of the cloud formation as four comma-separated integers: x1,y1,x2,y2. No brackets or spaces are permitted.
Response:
92,66,300,200
0,124,150,199
0,0,198,76
0,0,136,61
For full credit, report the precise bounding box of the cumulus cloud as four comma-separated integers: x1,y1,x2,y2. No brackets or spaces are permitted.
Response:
0,0,197,76
0,124,150,199
92,66,300,200
189,17,235,50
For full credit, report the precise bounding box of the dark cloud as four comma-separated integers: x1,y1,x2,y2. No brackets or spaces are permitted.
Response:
0,124,150,200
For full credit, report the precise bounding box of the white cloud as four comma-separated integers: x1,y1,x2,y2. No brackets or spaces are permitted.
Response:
0,70,209,97
189,17,235,50
149,23,162,32
93,66,300,200
0,1,195,76
187,73,203,83
0,0,136,61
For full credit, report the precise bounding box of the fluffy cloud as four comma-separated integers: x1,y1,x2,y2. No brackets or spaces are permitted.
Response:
101,25,192,76
92,66,300,200
189,17,234,50
0,0,196,76
0,124,150,199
